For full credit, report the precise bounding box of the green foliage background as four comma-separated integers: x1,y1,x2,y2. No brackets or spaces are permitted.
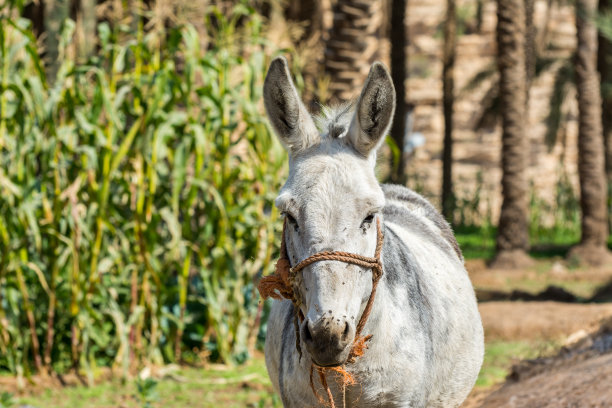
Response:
0,3,287,379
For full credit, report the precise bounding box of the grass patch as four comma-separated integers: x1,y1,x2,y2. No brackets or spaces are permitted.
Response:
454,225,496,259
9,340,565,406
476,340,559,388
12,358,281,408
455,224,612,260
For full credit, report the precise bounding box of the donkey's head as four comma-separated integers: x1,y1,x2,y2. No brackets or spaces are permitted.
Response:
264,57,395,366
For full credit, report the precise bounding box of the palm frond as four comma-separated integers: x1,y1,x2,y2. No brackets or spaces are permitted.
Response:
545,59,575,150
459,61,497,97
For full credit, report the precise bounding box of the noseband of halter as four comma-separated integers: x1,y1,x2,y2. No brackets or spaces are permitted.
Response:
257,217,384,408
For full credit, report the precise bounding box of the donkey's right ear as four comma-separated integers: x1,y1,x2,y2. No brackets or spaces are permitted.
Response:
263,57,319,153
347,62,395,157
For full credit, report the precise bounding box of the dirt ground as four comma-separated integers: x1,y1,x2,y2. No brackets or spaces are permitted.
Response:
479,301,612,341
463,260,612,408
464,303,612,407
478,353,612,407
468,316,612,408
467,259,612,297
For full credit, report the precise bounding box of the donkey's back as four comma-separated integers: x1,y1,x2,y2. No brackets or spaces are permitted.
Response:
382,184,463,262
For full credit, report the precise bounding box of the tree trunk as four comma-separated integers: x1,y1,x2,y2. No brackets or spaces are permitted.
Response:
285,0,329,110
491,0,533,268
537,0,555,54
598,0,612,231
569,0,611,265
441,0,456,220
390,0,408,184
324,0,383,103
476,0,484,33
78,0,97,59
524,0,536,93
23,2,45,38
44,0,70,84
286,0,320,40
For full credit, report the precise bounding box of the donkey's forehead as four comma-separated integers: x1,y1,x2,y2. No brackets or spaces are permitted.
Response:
275,148,384,212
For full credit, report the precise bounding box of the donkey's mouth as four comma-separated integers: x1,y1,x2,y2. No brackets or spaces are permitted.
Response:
311,358,346,368
308,347,351,368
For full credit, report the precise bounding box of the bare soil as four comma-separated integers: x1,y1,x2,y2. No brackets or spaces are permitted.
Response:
467,259,612,294
463,260,612,408
480,353,612,407
488,249,536,270
472,317,612,408
479,301,612,341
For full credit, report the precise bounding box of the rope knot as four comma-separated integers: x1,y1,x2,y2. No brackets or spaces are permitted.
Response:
276,258,291,284
257,218,385,408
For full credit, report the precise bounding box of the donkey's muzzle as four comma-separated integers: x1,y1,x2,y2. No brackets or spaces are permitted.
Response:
301,316,355,366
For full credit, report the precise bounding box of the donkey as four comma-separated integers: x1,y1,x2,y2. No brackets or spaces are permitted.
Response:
261,57,483,408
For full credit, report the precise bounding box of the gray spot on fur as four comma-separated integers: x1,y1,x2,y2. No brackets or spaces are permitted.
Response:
383,226,434,363
383,203,458,268
278,304,295,405
382,184,463,262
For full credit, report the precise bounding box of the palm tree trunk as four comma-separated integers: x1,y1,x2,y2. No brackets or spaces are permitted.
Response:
324,0,383,103
598,0,612,230
476,0,484,33
491,0,532,268
569,0,611,265
537,0,555,54
23,2,45,37
441,0,456,220
44,0,69,84
390,0,408,184
286,0,320,38
524,0,536,93
286,0,329,109
78,0,97,59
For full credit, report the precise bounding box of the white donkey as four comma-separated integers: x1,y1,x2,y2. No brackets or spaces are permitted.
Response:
261,57,483,408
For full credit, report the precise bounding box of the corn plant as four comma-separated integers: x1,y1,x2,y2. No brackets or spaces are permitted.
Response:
0,1,287,380
0,392,14,408
135,377,159,408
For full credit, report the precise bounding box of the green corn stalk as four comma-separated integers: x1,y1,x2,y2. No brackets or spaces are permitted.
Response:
175,250,191,362
0,1,289,377
14,250,42,371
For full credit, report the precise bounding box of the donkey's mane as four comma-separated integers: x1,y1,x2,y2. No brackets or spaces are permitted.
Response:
314,102,355,140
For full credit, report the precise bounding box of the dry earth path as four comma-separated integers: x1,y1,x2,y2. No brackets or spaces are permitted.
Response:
464,259,612,408
480,301,612,341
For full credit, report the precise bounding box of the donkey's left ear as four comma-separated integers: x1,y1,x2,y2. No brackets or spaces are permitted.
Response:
348,62,396,157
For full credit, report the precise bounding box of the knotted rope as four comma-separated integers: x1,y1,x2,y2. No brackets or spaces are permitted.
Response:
258,218,384,408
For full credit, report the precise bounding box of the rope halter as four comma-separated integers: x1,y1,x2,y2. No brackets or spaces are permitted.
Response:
258,217,385,407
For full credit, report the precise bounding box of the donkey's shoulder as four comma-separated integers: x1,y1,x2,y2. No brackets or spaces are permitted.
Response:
380,184,463,262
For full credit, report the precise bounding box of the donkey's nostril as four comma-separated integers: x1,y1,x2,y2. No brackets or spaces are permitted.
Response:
304,321,314,342
342,322,350,341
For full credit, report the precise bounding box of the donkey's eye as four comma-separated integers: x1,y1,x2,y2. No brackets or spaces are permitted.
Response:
283,212,298,226
361,214,375,228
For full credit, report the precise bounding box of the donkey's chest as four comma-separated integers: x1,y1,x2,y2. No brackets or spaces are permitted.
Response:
277,338,430,408
343,363,429,407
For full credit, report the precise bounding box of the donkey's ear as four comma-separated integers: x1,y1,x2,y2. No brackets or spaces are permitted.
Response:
348,62,396,156
263,57,319,153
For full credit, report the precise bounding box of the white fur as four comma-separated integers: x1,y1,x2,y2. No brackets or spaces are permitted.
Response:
262,58,484,407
